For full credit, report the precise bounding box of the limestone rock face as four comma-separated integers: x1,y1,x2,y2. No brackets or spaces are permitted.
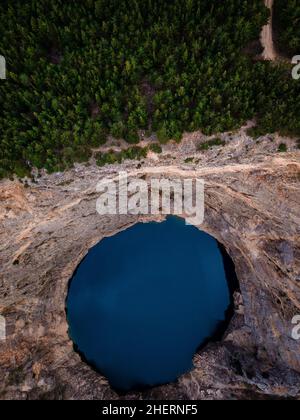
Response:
0,130,299,400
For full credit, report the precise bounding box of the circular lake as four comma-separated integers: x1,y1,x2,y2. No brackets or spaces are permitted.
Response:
66,216,233,391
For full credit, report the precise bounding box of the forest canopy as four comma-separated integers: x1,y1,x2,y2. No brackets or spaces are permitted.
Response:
0,0,299,178
274,0,300,57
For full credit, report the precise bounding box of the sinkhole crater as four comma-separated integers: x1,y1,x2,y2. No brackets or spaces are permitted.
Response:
66,216,237,391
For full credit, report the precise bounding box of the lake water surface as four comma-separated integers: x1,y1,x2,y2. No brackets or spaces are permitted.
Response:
66,217,232,391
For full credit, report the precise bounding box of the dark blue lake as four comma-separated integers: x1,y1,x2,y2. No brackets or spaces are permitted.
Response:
66,216,232,391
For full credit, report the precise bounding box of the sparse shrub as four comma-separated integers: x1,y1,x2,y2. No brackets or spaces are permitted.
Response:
197,138,225,151
278,143,287,153
96,147,147,166
149,143,162,154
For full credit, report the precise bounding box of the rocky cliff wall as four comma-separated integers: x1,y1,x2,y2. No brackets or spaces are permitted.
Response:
0,128,299,400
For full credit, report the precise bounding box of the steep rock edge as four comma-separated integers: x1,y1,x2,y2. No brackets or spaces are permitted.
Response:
0,129,300,400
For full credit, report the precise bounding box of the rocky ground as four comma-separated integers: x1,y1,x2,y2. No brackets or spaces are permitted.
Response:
0,125,299,400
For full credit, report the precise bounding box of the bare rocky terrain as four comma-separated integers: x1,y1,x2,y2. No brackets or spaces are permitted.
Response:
0,126,299,400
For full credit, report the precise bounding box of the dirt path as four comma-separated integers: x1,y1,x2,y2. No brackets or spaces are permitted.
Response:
102,156,300,185
261,0,277,61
